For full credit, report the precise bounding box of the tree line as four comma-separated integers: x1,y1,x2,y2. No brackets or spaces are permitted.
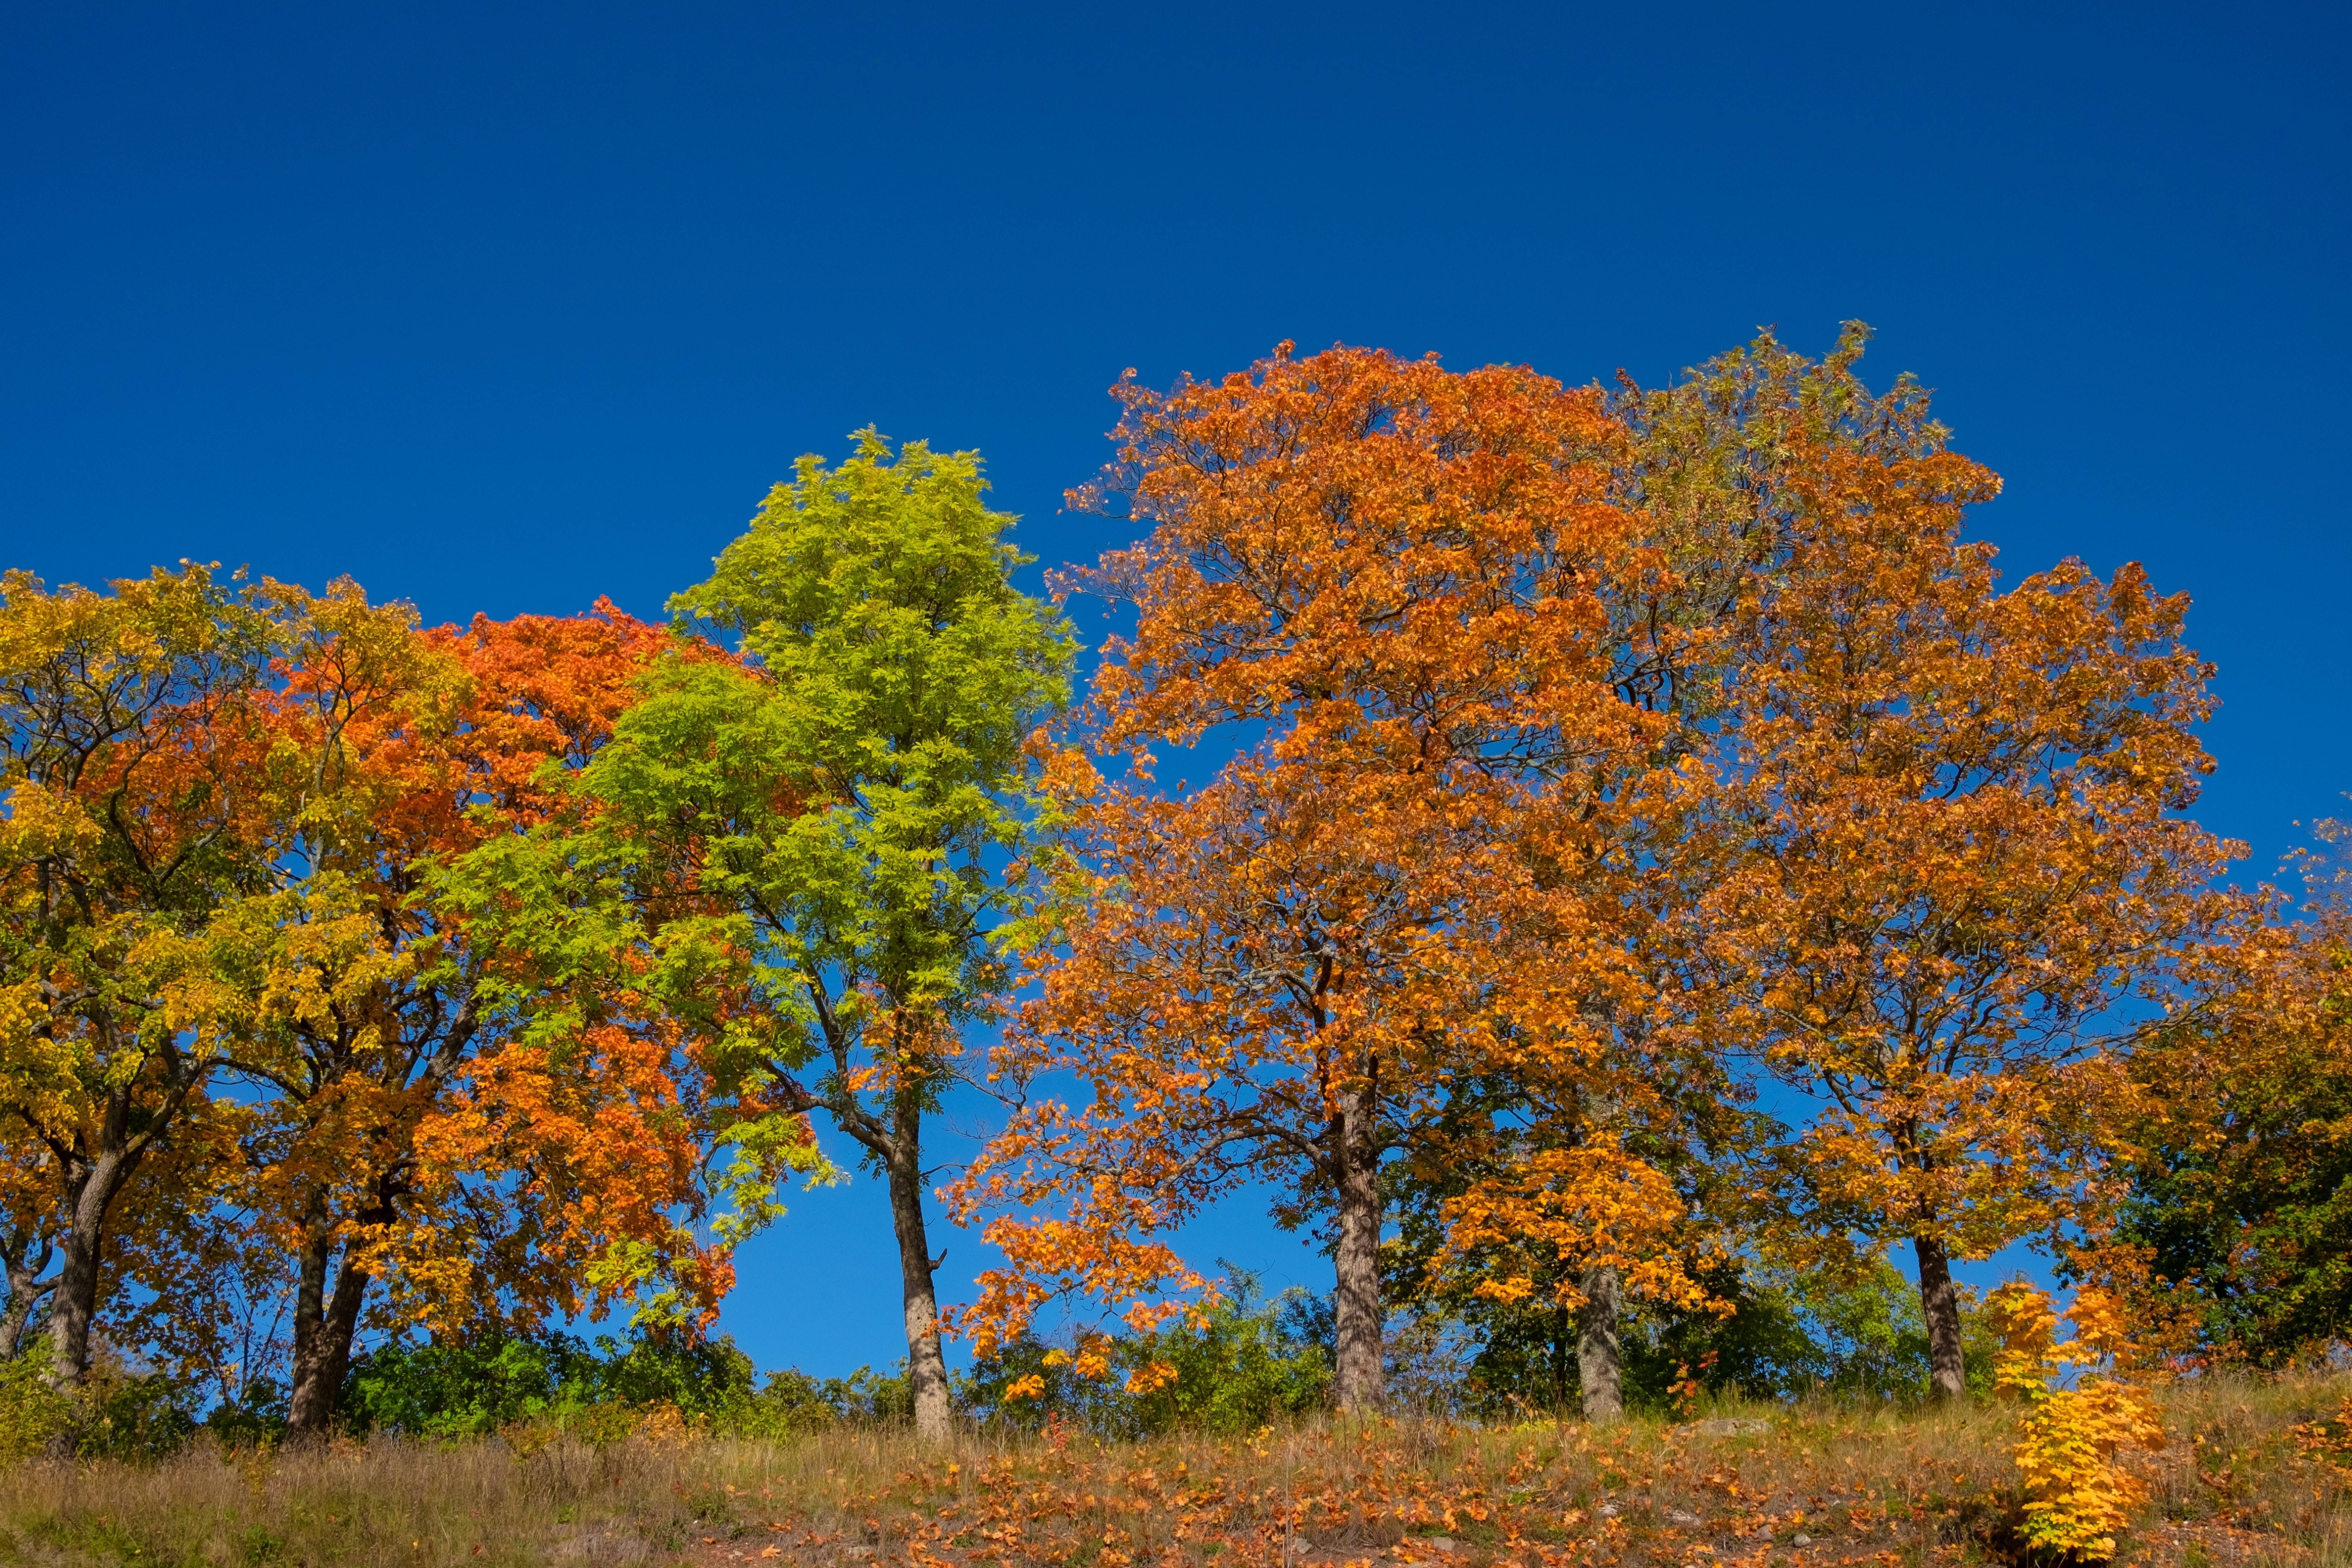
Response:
2,327,2344,1447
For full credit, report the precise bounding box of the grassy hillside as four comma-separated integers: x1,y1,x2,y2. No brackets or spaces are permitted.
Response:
1,1376,2345,1568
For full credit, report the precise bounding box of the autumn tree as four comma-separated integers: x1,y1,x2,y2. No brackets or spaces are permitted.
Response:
450,431,1073,1442
0,564,281,1387
1686,338,2235,1399
217,579,469,1432
220,586,749,1436
76,1102,255,1393
1188,329,1928,1422
414,602,809,1360
1385,331,1906,1419
0,1054,248,1384
956,345,1713,1415
2100,821,2352,1365
1362,330,1892,1422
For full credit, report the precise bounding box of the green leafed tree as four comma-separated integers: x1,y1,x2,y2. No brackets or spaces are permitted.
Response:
444,430,1074,1441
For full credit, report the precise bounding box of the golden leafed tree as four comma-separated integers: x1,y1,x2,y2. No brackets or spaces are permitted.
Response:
1690,338,2234,1398
0,564,281,1387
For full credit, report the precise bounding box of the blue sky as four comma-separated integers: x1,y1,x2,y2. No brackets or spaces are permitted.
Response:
4,1,2346,1377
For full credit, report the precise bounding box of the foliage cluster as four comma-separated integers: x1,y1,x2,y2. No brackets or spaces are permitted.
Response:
1448,1256,2004,1419
0,1341,191,1461
0,1258,2008,1460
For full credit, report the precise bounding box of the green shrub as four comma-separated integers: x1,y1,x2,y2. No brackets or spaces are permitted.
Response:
595,1331,758,1419
0,1344,74,1458
342,1327,840,1440
74,1371,198,1460
344,1333,602,1438
0,1342,197,1460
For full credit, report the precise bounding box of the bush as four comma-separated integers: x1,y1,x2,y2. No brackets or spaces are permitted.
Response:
71,1363,199,1459
342,1327,880,1442
344,1333,604,1438
0,1344,74,1459
0,1342,199,1460
730,1363,915,1434
595,1332,759,1419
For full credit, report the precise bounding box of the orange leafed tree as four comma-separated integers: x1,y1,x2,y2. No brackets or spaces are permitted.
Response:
1690,342,2236,1399
956,344,1709,1411
223,587,756,1434
403,602,768,1354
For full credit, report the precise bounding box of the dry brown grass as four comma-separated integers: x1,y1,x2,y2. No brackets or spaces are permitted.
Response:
0,1375,2343,1568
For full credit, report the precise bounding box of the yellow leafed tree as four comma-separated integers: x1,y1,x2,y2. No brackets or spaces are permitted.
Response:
1986,1282,2165,1559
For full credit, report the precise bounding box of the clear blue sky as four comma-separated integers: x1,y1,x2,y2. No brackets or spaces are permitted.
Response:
4,2,2345,1377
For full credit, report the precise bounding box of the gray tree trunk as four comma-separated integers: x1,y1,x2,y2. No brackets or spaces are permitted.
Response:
886,1119,952,1443
1914,1234,1967,1400
1577,1261,1623,1424
47,1147,129,1387
1332,1091,1385,1413
38,1029,208,1390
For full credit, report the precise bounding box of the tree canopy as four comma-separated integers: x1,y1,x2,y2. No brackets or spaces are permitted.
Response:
1,330,2335,1451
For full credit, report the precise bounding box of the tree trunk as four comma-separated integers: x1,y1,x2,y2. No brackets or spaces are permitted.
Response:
1574,1079,1625,1423
286,1204,371,1437
885,1137,952,1443
47,1148,129,1387
1549,1303,1573,1415
1332,1092,1385,1413
37,1041,205,1389
1577,1261,1623,1424
0,1231,54,1361
1914,1233,1967,1401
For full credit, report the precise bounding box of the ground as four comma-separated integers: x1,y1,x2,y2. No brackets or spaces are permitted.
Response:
0,1377,2344,1567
